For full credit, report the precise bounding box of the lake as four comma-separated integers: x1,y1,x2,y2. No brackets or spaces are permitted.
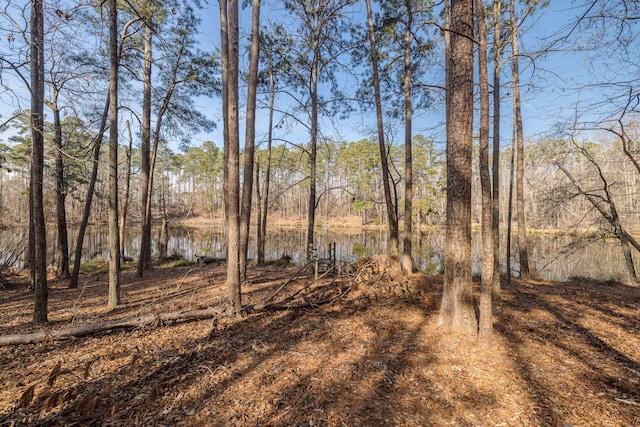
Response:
3,225,636,282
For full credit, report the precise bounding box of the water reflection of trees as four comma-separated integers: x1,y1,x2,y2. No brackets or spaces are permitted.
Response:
40,226,637,282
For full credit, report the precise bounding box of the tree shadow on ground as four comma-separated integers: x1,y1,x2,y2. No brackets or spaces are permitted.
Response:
494,278,640,424
2,269,505,426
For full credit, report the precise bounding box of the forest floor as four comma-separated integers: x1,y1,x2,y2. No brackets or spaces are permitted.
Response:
1,260,639,426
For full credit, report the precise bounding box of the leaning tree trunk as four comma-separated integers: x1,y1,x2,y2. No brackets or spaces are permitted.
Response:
510,0,529,279
31,0,47,322
438,0,477,333
365,0,399,259
107,0,121,309
69,98,109,289
476,0,493,344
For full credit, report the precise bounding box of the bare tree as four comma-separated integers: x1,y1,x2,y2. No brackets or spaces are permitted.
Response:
438,0,477,333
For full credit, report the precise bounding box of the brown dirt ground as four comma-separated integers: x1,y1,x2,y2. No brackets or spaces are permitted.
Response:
0,262,639,426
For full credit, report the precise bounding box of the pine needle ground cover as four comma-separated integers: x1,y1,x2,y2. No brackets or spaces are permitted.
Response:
1,263,639,426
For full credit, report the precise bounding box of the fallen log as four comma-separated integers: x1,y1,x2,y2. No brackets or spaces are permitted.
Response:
0,308,220,346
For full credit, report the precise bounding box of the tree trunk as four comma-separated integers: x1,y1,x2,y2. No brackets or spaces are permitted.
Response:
52,98,70,278
108,0,121,309
69,98,109,289
506,139,515,283
120,120,133,261
31,0,47,322
365,0,399,259
438,0,477,333
402,1,414,273
257,56,275,267
0,308,220,347
510,0,529,279
137,23,153,276
476,0,493,345
239,0,260,281
221,0,242,313
491,0,502,298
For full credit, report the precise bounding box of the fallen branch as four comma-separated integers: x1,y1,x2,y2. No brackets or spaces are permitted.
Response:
254,260,313,310
614,397,640,407
0,308,220,346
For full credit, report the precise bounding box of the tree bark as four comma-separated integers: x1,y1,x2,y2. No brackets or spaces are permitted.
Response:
137,23,153,276
120,120,133,261
239,0,260,281
365,0,399,259
69,98,109,289
0,308,220,347
257,55,275,267
305,19,321,264
51,96,70,279
220,0,242,313
31,0,47,322
491,0,502,298
476,0,493,344
108,0,121,309
506,135,515,283
402,0,414,273
510,0,529,279
438,0,477,333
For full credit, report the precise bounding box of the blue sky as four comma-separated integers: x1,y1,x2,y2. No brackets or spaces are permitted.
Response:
0,1,633,153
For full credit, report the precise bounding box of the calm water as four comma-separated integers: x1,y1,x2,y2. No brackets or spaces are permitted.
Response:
2,225,636,282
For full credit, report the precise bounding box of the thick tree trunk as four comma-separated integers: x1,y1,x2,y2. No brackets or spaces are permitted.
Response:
476,0,493,345
239,0,260,281
365,0,399,259
402,2,414,273
438,0,477,333
510,0,529,279
137,24,153,276
221,0,242,313
491,0,502,298
31,0,47,322
108,0,121,309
